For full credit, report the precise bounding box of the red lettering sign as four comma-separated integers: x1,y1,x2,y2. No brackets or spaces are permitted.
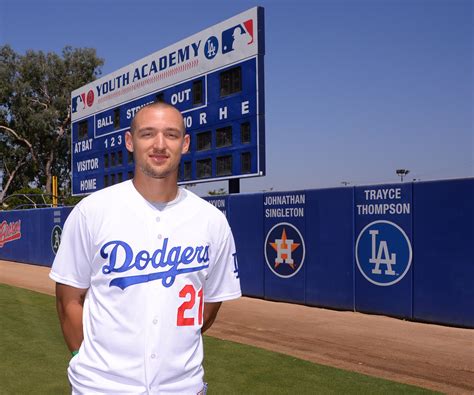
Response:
0,220,22,248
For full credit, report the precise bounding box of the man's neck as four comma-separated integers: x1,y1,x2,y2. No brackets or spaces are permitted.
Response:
132,174,179,203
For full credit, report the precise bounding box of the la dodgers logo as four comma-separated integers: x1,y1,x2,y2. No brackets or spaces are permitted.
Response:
264,222,305,278
100,239,209,289
204,36,219,60
356,220,412,286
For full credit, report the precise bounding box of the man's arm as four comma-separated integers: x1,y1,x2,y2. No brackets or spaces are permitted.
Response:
55,283,88,352
201,302,222,333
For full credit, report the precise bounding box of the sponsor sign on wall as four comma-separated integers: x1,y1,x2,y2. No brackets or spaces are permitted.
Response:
355,184,413,317
205,195,229,217
51,210,63,255
0,219,22,248
263,191,306,302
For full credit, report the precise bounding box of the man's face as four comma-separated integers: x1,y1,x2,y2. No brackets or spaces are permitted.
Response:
125,106,190,180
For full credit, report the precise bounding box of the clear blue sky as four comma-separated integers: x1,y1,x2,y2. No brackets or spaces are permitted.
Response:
1,0,472,194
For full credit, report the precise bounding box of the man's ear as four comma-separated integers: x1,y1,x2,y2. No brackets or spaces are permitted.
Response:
125,131,134,152
182,134,190,154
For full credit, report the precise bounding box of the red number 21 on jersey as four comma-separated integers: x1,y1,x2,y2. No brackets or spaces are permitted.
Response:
177,284,203,326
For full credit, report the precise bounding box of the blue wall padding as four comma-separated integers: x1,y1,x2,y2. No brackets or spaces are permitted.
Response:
413,179,474,327
0,207,72,266
304,188,354,310
1,178,472,327
262,190,306,303
228,193,264,297
354,183,413,318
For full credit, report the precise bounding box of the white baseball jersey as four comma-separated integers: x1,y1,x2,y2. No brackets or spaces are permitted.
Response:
50,180,241,394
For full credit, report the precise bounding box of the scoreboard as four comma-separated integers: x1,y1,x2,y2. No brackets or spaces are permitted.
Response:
71,7,265,195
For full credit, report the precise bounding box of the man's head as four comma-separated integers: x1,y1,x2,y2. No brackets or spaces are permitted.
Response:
125,102,190,181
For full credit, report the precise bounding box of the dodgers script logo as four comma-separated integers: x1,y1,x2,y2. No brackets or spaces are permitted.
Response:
100,239,209,290
264,222,305,278
356,220,412,286
222,19,254,54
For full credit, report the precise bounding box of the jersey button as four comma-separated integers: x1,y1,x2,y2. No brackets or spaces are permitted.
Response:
155,217,160,222
153,318,158,325
157,234,163,239
151,353,156,359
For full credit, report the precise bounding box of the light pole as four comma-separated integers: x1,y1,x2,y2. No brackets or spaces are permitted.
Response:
396,169,410,182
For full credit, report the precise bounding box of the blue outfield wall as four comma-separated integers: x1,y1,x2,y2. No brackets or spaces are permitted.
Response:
1,178,473,327
305,188,354,310
412,179,474,327
228,193,264,297
0,207,72,266
263,190,306,304
354,183,414,319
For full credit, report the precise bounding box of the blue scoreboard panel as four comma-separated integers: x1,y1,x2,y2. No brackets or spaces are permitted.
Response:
71,7,265,195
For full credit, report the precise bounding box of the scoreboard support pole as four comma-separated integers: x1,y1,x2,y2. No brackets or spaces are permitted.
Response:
229,179,240,194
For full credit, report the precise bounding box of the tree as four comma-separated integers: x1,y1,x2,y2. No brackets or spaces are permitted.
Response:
0,45,103,202
0,187,49,210
208,188,227,195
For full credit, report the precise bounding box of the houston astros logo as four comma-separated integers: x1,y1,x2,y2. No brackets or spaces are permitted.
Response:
264,222,305,278
356,220,412,286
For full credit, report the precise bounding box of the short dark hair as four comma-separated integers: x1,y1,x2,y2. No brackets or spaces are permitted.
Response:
129,102,185,135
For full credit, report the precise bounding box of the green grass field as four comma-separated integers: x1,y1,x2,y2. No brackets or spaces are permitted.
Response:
0,284,438,394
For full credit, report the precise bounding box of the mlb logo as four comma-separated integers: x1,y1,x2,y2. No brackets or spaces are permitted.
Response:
221,19,254,54
72,90,95,114
72,95,84,114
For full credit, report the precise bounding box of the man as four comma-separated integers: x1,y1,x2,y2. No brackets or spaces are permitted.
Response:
50,102,241,394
